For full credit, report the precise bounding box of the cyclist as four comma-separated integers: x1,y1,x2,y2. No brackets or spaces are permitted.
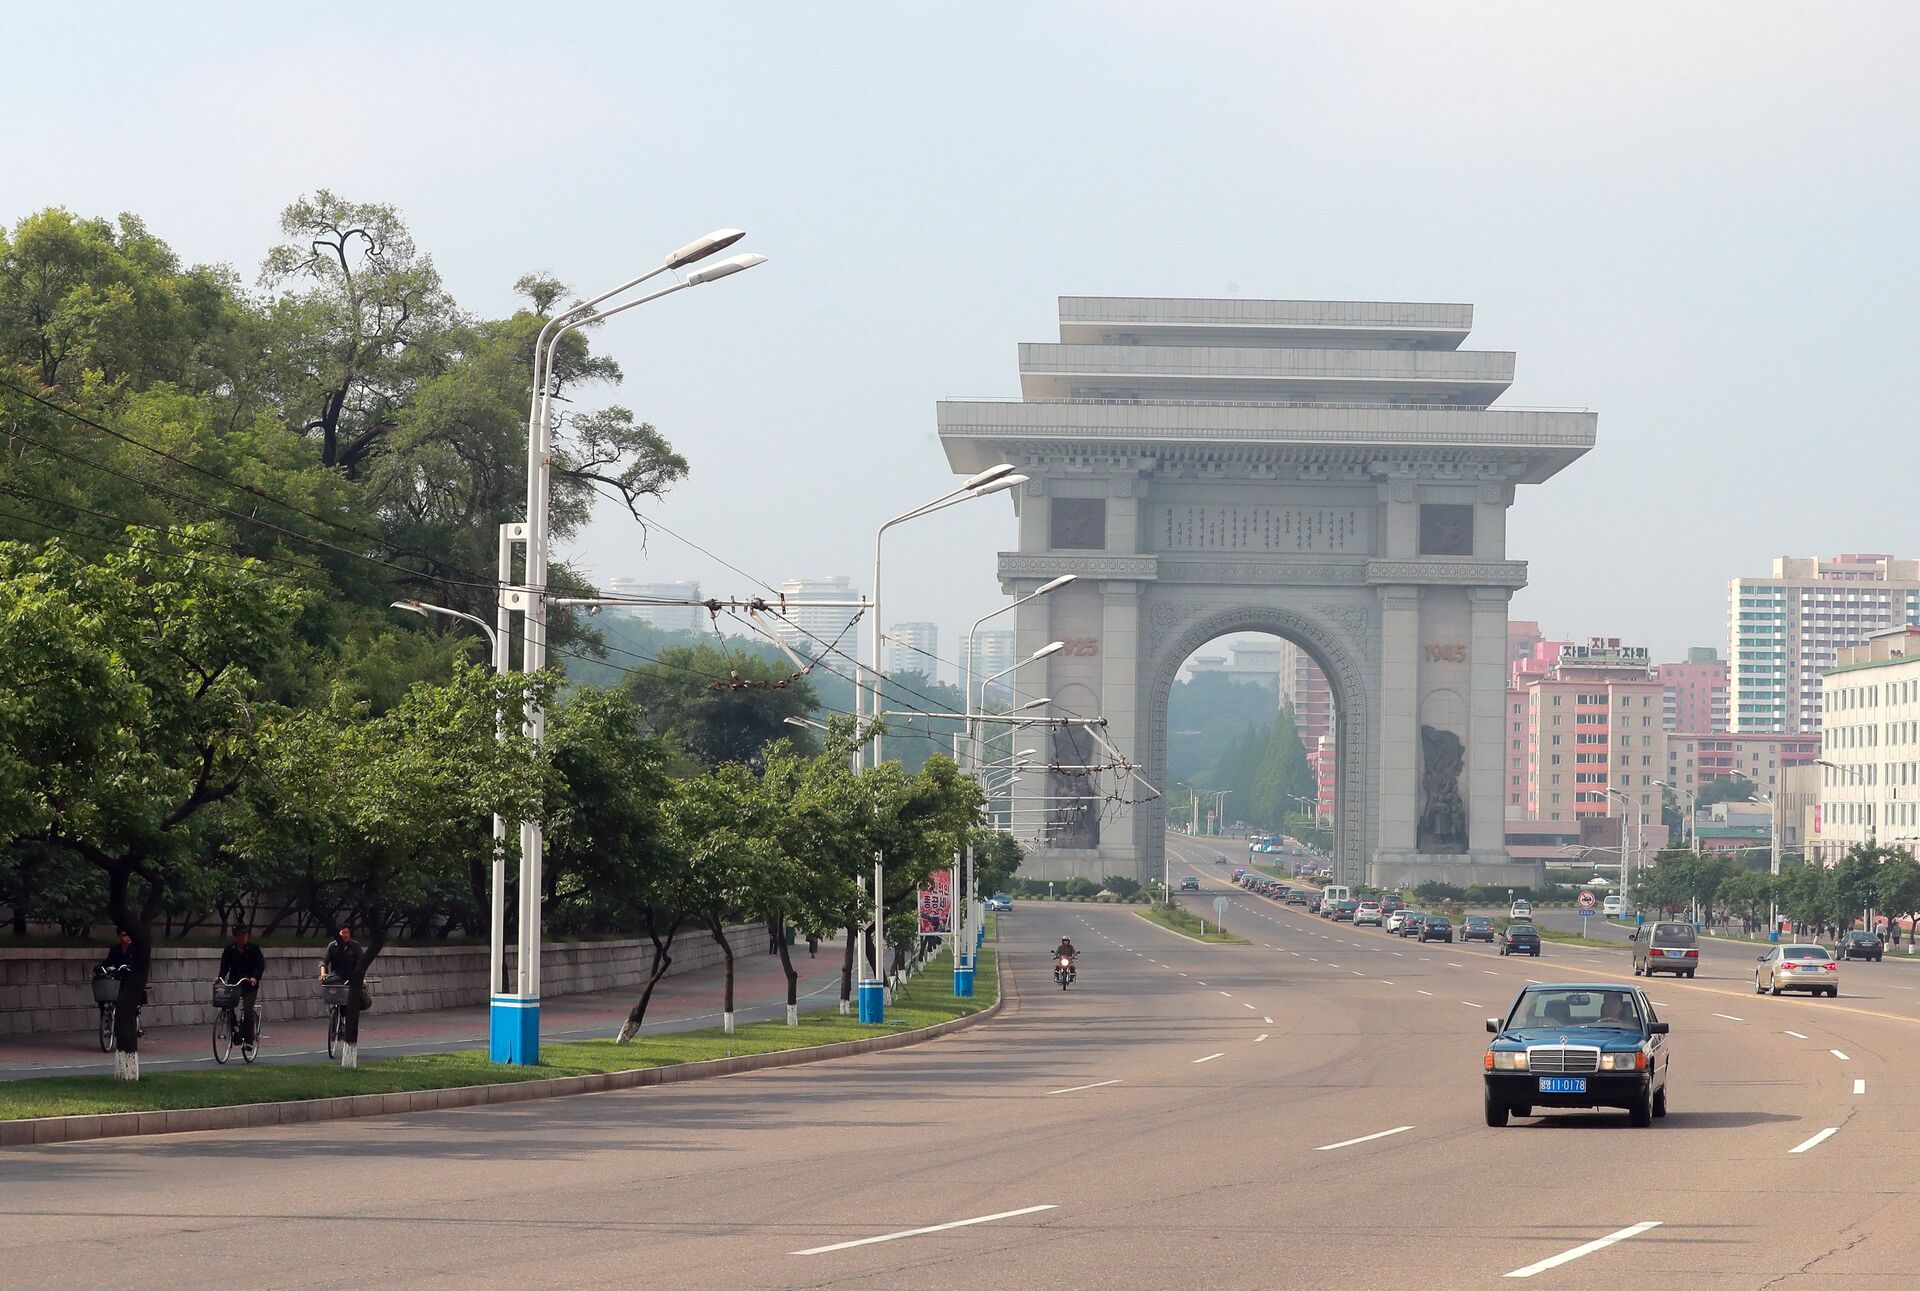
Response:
96,928,143,1037
216,925,265,1044
318,923,369,1011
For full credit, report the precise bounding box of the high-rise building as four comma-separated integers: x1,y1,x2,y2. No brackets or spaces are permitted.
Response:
1515,639,1666,842
1279,641,1334,753
604,578,704,636
965,630,1016,702
1508,620,1544,667
772,576,864,665
1729,554,1920,734
1312,732,1337,824
886,621,940,680
1653,646,1729,734
1816,626,1920,861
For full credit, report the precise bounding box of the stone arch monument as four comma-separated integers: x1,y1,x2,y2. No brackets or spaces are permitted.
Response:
939,297,1594,889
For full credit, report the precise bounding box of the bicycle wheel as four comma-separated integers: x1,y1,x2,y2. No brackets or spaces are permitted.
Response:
99,1004,116,1054
326,1007,340,1059
212,1010,232,1064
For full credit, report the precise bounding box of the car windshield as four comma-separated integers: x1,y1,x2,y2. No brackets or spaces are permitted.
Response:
1508,988,1641,1030
1651,923,1696,945
1784,946,1830,960
1508,926,1536,937
1846,932,1875,942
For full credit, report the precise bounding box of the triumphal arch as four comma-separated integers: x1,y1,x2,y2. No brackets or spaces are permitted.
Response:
938,297,1594,888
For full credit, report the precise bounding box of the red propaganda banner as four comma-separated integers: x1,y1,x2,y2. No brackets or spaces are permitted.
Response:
918,870,954,935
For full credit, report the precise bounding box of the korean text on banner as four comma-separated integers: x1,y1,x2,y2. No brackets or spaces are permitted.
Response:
918,870,954,934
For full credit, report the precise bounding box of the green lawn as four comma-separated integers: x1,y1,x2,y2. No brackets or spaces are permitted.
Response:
1136,904,1248,944
0,944,998,1122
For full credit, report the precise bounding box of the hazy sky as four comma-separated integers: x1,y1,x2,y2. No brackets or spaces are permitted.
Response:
11,2,1918,678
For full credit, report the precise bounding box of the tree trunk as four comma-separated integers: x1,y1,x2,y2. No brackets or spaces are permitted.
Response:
774,918,800,1026
341,927,383,1069
839,919,857,1015
709,916,735,1035
615,912,680,1043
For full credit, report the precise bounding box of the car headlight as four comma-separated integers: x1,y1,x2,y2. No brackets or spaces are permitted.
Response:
1599,1051,1647,1071
1489,1050,1528,1070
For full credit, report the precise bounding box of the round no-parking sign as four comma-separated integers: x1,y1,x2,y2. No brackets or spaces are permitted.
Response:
1577,890,1596,910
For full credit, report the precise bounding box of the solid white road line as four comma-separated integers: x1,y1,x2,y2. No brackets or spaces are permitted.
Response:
1789,1127,1839,1155
1504,1221,1663,1278
1831,1050,1851,1061
1315,1125,1414,1152
1784,1030,1808,1039
792,1205,1058,1255
1193,1052,1225,1064
1713,1014,1745,1022
1046,1079,1122,1095
1854,1078,1867,1094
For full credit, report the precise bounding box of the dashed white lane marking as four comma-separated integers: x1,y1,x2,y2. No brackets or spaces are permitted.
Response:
1789,1127,1839,1155
1263,1015,1273,1023
1713,1014,1745,1022
1417,990,1435,997
1525,979,1545,985
1831,1050,1851,1061
1448,962,1465,968
1255,1033,1268,1042
792,1205,1058,1255
1352,970,1365,976
1854,1078,1867,1094
1218,990,1232,997
1047,1079,1122,1095
1784,1030,1808,1039
1504,1221,1663,1279
1316,1125,1414,1152
1482,970,1498,976
1193,1052,1226,1064
1461,1001,1482,1007
1197,981,1208,986
1243,1002,1257,1010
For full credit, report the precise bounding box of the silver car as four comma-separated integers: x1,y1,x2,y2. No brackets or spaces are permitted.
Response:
1755,944,1840,998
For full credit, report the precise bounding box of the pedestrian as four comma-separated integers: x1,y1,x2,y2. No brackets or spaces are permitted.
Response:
767,919,781,955
806,933,819,958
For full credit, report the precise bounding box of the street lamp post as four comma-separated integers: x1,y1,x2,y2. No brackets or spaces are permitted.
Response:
1653,779,1699,923
497,231,765,1066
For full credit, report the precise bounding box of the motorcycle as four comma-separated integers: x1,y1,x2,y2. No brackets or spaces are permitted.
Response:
1054,955,1077,990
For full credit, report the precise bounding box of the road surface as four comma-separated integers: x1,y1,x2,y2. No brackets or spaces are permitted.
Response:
4,839,1918,1288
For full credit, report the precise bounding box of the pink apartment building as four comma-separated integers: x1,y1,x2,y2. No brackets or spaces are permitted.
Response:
1653,647,1729,734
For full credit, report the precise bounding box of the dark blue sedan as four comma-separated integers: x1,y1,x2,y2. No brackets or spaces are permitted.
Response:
1483,984,1671,1127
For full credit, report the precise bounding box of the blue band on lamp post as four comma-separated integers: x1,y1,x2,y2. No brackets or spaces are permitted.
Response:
857,980,886,1023
490,995,541,1064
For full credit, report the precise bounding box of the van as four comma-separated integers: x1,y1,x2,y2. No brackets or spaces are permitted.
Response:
1631,920,1699,978
1322,884,1350,906
1509,899,1532,921
1602,894,1626,917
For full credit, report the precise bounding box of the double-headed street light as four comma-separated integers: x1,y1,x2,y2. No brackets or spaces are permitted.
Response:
496,228,765,1066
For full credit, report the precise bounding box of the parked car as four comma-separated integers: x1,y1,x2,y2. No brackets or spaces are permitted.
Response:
1180,876,1202,892
1839,930,1884,962
1380,898,1403,916
1630,921,1700,978
1755,944,1840,997
1419,915,1455,943
1483,983,1671,1127
984,894,1013,913
1460,915,1496,943
1498,924,1542,957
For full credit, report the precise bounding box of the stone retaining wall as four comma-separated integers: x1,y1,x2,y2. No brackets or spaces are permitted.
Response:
0,926,760,1037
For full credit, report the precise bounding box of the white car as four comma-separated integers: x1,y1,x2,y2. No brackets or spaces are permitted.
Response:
1354,901,1383,926
1385,910,1412,933
1509,901,1533,921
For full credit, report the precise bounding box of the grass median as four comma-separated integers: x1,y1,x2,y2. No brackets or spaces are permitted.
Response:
0,944,998,1122
1136,903,1248,944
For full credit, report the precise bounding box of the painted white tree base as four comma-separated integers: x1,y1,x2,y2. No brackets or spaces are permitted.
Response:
339,1042,357,1069
722,1011,735,1036
786,1003,798,1027
114,1050,139,1082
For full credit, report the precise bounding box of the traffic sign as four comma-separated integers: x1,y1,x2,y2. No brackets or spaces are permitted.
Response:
1213,897,1230,917
1577,890,1596,910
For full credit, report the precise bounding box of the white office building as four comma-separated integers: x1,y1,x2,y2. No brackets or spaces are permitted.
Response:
604,578,704,636
772,576,864,664
1818,626,1920,861
886,621,940,680
966,629,1016,701
1730,554,1920,734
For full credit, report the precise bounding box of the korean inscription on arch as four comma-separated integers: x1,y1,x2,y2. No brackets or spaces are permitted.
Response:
1153,505,1362,553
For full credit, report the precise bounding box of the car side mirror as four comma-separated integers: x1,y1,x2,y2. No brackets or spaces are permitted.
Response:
1757,954,1768,962
1485,1018,1500,1034
1649,1021,1669,1034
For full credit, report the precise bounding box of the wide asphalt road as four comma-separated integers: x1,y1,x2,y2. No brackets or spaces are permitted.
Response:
4,838,1918,1289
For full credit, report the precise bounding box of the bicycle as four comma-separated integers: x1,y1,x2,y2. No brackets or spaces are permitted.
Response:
91,967,130,1053
211,978,260,1065
322,977,379,1059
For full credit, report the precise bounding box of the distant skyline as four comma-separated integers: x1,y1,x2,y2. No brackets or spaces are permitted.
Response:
11,3,1919,671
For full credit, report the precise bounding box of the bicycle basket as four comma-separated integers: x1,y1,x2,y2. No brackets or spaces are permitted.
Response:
91,977,122,1004
211,982,244,1008
319,981,354,1007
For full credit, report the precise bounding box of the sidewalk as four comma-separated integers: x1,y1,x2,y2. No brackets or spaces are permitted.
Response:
0,935,850,1081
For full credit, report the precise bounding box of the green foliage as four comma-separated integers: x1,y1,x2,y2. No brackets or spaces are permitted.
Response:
624,643,819,770
1102,874,1143,899
1697,775,1758,809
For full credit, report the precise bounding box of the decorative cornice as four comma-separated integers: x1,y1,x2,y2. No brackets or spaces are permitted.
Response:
1365,559,1527,587
998,553,1159,581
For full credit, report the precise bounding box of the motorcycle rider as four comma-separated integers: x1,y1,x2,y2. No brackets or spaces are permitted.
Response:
1054,936,1078,983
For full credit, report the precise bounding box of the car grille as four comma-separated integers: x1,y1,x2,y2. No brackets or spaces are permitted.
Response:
1526,1046,1600,1074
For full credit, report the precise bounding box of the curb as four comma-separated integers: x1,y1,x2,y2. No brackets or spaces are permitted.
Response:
0,962,1005,1149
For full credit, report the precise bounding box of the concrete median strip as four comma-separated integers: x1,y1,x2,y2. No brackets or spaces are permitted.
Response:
1505,1221,1662,1278
790,1204,1057,1256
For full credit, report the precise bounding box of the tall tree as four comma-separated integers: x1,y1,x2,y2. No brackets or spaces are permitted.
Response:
626,643,819,769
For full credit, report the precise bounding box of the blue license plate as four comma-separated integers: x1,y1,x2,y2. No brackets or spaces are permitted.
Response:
1538,1076,1588,1094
